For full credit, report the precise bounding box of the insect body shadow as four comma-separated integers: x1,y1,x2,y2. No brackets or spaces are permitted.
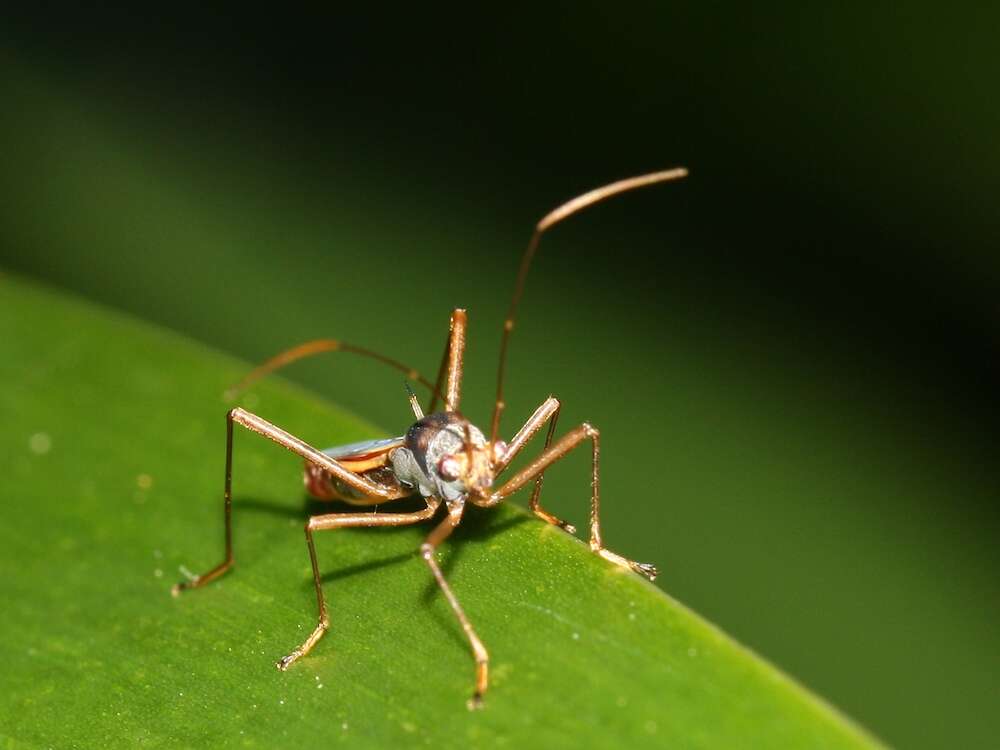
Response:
237,493,528,587
420,507,529,603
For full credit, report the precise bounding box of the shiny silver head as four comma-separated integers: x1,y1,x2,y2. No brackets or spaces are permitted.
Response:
394,412,506,503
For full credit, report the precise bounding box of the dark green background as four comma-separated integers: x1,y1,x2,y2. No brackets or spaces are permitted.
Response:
1,7,997,748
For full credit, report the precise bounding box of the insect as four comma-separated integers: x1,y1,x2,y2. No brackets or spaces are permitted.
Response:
172,167,687,708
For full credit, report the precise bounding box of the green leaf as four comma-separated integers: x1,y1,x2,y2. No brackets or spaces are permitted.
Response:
0,275,883,749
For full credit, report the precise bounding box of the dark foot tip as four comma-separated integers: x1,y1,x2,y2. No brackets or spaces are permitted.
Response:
560,522,577,535
276,653,298,671
466,693,485,711
632,561,659,581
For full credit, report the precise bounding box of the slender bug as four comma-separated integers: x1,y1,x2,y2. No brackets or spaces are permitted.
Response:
172,168,687,708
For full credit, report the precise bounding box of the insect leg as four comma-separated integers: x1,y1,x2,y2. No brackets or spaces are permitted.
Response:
277,499,441,671
172,407,401,596
488,423,658,581
493,396,575,533
427,308,467,414
420,505,489,709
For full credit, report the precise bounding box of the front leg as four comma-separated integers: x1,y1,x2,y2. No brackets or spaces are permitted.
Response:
420,505,490,709
488,422,658,581
493,396,575,533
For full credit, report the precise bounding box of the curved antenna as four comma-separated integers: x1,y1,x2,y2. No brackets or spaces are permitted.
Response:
489,168,688,444
224,338,444,403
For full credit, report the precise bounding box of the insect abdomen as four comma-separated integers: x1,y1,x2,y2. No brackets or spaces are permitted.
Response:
304,462,406,504
303,438,409,504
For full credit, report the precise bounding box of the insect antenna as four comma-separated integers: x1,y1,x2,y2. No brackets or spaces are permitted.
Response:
225,338,445,403
489,168,688,445
404,382,425,420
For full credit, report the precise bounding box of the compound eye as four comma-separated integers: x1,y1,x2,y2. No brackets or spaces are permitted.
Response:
491,440,508,464
438,456,461,481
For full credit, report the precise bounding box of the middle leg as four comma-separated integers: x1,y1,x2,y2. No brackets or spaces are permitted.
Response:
277,499,441,670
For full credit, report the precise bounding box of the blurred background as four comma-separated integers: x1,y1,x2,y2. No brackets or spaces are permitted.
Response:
1,6,997,748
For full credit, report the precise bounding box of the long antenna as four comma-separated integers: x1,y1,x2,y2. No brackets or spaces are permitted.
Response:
489,168,688,444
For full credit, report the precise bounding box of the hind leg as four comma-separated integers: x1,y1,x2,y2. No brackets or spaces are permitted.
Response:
173,407,402,596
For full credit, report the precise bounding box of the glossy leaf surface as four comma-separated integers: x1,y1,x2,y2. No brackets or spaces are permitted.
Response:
0,276,882,748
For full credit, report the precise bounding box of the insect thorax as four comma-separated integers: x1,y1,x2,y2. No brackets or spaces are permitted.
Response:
392,412,487,502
